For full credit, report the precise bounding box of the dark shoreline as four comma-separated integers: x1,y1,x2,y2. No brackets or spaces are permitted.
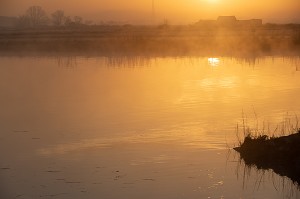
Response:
234,132,300,186
1,25,300,57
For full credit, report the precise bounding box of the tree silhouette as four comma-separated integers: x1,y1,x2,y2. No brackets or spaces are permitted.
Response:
25,6,48,26
63,16,72,26
73,16,83,25
51,10,65,26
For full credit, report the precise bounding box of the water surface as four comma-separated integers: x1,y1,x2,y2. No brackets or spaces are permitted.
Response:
0,56,299,198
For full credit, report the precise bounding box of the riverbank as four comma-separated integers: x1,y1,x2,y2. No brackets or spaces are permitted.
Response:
234,131,300,185
0,25,300,56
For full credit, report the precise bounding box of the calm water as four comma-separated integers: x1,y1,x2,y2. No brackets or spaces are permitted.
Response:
0,56,300,199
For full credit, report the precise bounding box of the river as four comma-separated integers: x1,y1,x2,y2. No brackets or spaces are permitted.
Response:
0,55,299,198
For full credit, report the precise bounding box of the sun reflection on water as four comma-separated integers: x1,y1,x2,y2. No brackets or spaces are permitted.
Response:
208,57,220,67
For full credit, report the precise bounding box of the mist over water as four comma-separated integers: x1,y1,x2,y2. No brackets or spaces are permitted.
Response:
0,55,300,198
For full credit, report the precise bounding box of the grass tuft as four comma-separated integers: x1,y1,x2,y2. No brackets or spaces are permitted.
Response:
234,113,300,185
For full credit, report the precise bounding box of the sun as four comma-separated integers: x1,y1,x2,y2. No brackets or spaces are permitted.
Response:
205,0,219,3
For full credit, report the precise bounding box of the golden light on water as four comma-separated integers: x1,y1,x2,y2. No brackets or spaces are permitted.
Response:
1,56,300,198
0,0,300,196
208,57,220,67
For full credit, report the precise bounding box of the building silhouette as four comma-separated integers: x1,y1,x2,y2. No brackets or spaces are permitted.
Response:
195,16,262,28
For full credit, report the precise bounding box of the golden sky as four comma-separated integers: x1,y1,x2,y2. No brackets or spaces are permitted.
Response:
1,0,299,24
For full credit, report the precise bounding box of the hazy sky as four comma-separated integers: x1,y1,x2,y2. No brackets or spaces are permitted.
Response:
1,0,299,24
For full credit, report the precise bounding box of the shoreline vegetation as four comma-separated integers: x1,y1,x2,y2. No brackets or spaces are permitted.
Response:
234,131,300,186
1,24,300,57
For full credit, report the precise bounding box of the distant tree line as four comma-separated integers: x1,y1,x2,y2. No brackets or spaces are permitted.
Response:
16,6,93,28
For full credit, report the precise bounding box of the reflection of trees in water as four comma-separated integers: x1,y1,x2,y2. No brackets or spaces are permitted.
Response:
54,56,152,68
290,57,300,71
231,150,300,199
235,56,260,66
104,56,151,68
48,54,300,71
56,56,78,68
276,56,300,72
234,55,300,68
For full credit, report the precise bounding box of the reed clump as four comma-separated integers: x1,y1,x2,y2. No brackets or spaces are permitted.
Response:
234,115,300,185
